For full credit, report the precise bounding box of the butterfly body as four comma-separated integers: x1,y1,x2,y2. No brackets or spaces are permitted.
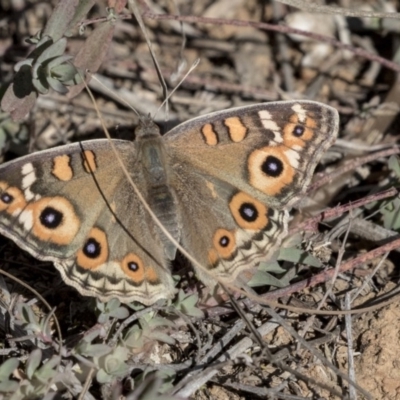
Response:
0,101,339,304
135,117,181,259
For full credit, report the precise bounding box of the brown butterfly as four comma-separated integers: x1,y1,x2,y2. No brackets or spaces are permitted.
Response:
0,101,338,304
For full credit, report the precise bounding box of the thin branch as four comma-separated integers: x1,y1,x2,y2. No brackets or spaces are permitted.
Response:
262,237,400,301
309,147,400,194
293,187,398,234
277,0,400,20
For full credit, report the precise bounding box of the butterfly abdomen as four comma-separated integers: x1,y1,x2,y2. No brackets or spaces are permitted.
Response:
147,183,181,260
137,125,181,260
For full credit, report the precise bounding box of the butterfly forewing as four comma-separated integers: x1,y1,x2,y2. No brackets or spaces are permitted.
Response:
0,139,176,305
165,100,339,209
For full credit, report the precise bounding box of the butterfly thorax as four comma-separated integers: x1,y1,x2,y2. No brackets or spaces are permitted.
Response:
135,118,181,260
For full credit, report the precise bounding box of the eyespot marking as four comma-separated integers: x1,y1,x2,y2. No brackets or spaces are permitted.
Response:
82,150,97,173
248,146,295,196
52,155,73,181
0,192,12,204
208,228,236,267
224,117,248,142
121,253,145,283
214,229,236,257
0,182,27,213
261,155,284,177
229,192,269,230
120,254,161,285
282,114,315,148
201,124,218,146
26,196,80,245
39,207,63,229
77,227,108,270
293,125,305,137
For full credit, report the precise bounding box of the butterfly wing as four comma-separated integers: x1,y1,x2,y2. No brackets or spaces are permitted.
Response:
165,101,339,208
0,140,175,304
164,101,338,283
170,171,289,286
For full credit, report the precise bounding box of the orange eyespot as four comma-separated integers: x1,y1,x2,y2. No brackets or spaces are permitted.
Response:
229,192,269,231
26,196,80,245
76,227,108,270
0,182,26,213
247,146,295,196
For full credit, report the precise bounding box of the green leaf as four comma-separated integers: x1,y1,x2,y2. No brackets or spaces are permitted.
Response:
19,304,39,326
123,325,144,350
0,358,19,381
109,306,130,320
47,54,74,70
32,76,49,94
96,368,112,384
96,298,129,323
96,299,106,312
388,155,400,178
35,38,67,69
80,344,112,358
0,113,28,147
26,349,42,380
278,247,322,267
174,291,204,318
105,298,120,311
35,356,60,383
43,0,80,42
95,347,129,382
0,380,19,393
105,299,129,319
50,62,79,83
47,76,68,94
248,270,289,287
104,355,128,376
257,260,286,273
382,197,400,230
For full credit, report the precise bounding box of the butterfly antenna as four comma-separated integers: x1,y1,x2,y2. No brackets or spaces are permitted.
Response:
128,0,169,119
154,58,200,120
169,0,187,84
88,72,141,119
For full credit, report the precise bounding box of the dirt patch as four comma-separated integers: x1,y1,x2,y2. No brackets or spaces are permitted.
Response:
355,301,400,399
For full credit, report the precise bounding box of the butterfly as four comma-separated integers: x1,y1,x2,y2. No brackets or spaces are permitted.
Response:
0,101,338,304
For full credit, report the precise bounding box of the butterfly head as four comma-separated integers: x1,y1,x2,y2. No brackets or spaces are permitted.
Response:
135,115,161,140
